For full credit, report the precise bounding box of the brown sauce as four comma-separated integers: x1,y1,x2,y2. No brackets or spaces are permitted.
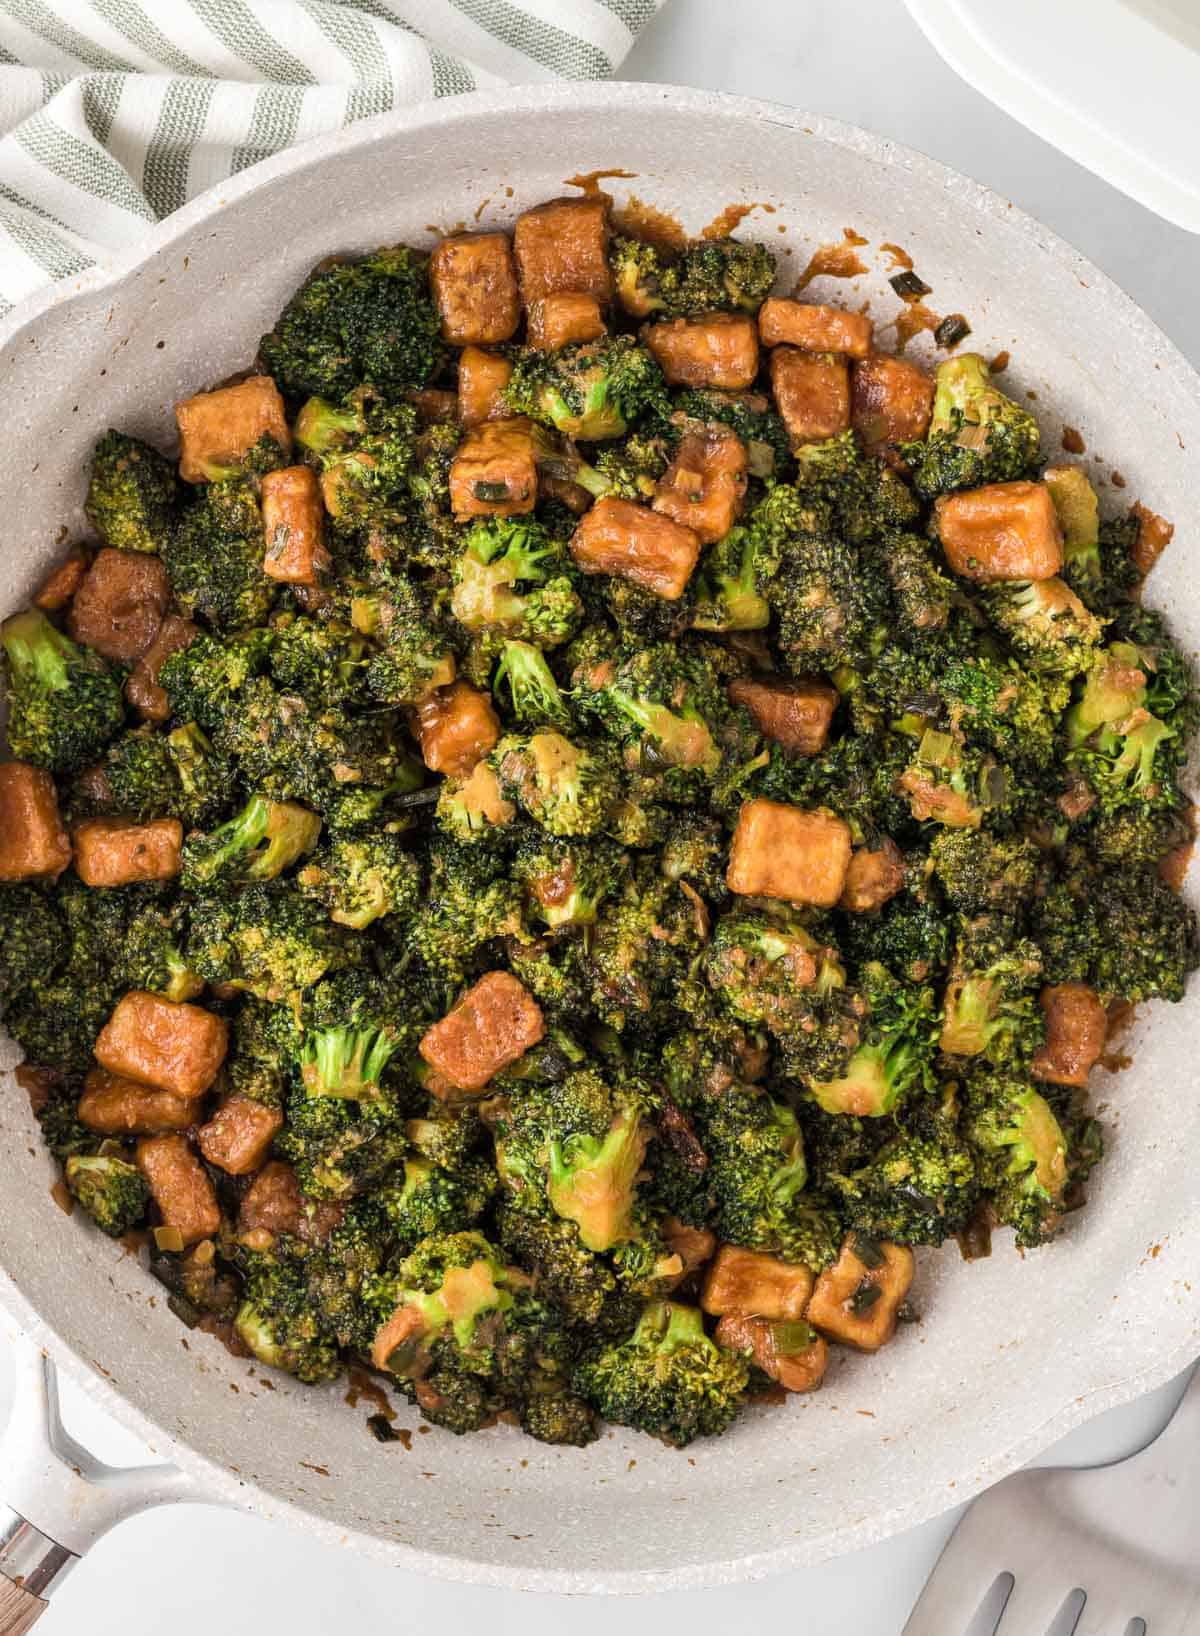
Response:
564,167,637,204
793,228,869,293
879,242,913,271
1100,1001,1137,1074
345,1364,397,1421
610,195,687,253
700,201,776,240
16,1063,57,1115
50,1179,74,1215
990,350,1011,373
1111,470,1127,488
1061,425,1086,454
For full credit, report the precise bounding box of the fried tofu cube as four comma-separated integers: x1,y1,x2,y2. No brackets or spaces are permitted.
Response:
430,231,521,345
839,837,906,912
807,1235,914,1351
936,481,1064,581
410,680,500,777
851,352,934,451
238,1160,341,1243
1032,983,1108,1087
652,424,748,544
727,799,852,908
728,676,838,756
714,1312,829,1393
458,346,514,427
419,970,545,1094
643,313,759,390
125,613,198,723
67,547,171,665
449,417,537,518
197,1097,284,1175
570,496,701,600
78,1069,195,1135
175,375,291,484
770,347,850,444
72,817,183,887
0,762,71,881
758,298,873,358
662,1217,717,1277
95,991,228,1099
513,196,612,307
702,1245,814,1321
34,545,89,612
261,465,329,586
526,292,607,351
135,1134,220,1247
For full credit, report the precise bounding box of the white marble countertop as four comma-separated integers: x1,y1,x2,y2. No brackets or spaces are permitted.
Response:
7,2,1199,1629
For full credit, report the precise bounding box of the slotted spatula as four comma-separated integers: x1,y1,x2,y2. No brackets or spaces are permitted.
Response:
903,1364,1200,1636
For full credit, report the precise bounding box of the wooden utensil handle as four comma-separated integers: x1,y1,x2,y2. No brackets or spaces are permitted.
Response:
0,1577,47,1635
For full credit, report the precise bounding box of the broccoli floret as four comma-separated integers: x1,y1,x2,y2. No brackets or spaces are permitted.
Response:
705,908,845,1038
119,895,202,1002
504,337,667,442
690,526,771,632
675,389,792,482
897,728,1011,832
1044,466,1102,606
875,531,955,635
269,615,367,705
809,962,941,1118
937,652,1070,768
450,517,582,651
158,628,271,732
1,609,124,773
277,1080,408,1201
1089,805,1189,869
351,575,456,706
965,1074,1069,1248
0,885,65,1012
521,1388,598,1447
984,577,1104,679
234,1261,342,1385
768,526,884,674
181,793,321,891
514,834,626,931
163,722,236,827
297,832,419,930
164,479,275,630
491,730,618,838
791,431,921,542
378,1155,497,1250
1066,641,1183,812
65,1152,150,1237
573,643,728,800
260,245,444,401
493,638,572,729
940,917,1044,1065
186,883,354,1004
405,838,525,982
5,880,129,1072
901,354,1041,498
930,828,1040,917
297,976,406,1101
316,404,418,532
1031,862,1198,1003
85,430,179,554
609,235,775,320
225,996,296,1106
841,891,955,986
88,727,180,822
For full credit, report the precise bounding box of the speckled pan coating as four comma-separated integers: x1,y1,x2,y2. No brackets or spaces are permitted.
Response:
0,83,1197,1595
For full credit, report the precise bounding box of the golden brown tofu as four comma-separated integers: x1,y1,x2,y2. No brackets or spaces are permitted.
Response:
34,545,89,612
570,496,701,600
726,798,852,908
410,680,500,777
728,676,838,756
261,465,329,587
136,1134,220,1247
702,1245,814,1321
526,292,606,351
852,351,934,451
419,970,545,1094
807,1235,914,1351
175,375,291,484
125,613,198,723
449,418,537,519
78,1069,195,1135
94,991,228,1099
408,388,459,425
197,1097,284,1175
714,1312,829,1393
758,298,873,359
839,837,906,912
770,347,851,444
67,547,171,665
662,1217,717,1277
652,424,748,544
936,481,1064,581
1032,983,1108,1087
1132,502,1174,577
0,762,71,881
430,231,521,345
72,817,183,887
457,346,513,428
513,196,612,307
238,1159,341,1243
643,313,759,390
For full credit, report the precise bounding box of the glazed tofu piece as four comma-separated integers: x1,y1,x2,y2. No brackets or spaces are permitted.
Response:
458,347,513,428
430,231,521,345
34,545,89,612
652,424,748,544
726,798,852,908
807,1234,914,1352
851,352,934,451
643,313,759,390
78,1069,195,1135
0,762,71,880
702,1245,815,1321
513,196,612,307
662,1217,717,1278
72,817,183,887
260,465,329,586
411,680,501,777
714,1312,829,1393
1132,502,1174,577
526,292,606,351
67,547,171,665
1032,983,1108,1087
238,1160,343,1243
570,496,701,600
175,375,291,484
95,991,228,1099
839,837,906,912
449,418,537,519
727,676,838,756
770,347,850,444
197,1097,284,1175
758,298,873,359
936,481,1064,581
419,970,545,1094
135,1134,221,1247
125,613,198,723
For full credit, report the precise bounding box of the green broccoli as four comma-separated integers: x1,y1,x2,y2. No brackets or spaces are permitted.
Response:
163,479,275,630
181,794,321,891
504,336,667,441
965,1074,1069,1248
65,1152,150,1237
1,609,124,773
940,918,1044,1065
450,517,583,650
491,730,618,838
809,962,941,1118
901,353,1041,498
85,429,179,553
297,832,419,929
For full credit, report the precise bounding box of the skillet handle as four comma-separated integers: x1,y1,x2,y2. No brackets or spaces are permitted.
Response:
0,1330,199,1611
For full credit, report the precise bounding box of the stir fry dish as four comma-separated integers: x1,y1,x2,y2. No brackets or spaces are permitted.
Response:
0,193,1195,1448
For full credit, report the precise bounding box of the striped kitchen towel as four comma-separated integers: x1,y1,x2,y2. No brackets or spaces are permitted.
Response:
0,0,665,314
